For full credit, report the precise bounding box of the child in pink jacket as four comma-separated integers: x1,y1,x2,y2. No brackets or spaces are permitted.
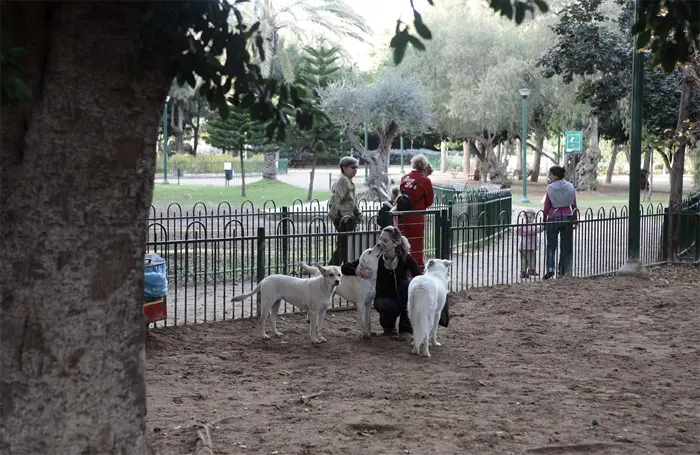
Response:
517,210,544,279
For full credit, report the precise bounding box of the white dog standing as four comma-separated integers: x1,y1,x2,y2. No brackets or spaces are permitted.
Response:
301,243,382,338
407,259,452,357
230,266,341,343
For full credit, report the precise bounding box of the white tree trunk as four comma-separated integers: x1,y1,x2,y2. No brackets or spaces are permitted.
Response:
575,116,601,191
1,3,166,454
440,140,447,173
462,140,471,175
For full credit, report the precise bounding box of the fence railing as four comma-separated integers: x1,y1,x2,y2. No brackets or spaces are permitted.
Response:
146,192,699,328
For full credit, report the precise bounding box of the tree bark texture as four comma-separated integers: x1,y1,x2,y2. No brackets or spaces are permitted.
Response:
462,140,471,175
606,142,619,184
344,123,395,201
643,145,652,172
667,74,692,261
263,152,277,180
0,3,168,454
529,131,545,183
440,141,447,173
575,116,601,191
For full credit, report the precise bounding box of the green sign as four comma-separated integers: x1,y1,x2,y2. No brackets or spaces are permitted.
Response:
565,131,583,153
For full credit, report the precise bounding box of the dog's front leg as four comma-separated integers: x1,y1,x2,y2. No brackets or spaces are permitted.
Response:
309,310,322,343
356,301,368,339
363,300,373,338
316,307,328,342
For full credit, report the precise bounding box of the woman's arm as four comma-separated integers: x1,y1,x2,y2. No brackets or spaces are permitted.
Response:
543,192,552,217
405,254,423,277
341,259,360,276
424,178,435,208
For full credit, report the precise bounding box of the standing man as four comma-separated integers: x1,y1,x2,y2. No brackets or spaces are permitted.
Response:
328,157,361,265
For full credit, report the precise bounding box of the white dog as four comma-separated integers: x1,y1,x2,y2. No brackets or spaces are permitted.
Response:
407,259,452,358
230,266,342,343
301,243,382,338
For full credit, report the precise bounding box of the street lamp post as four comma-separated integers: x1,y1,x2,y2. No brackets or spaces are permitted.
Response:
162,96,170,184
400,136,405,173
618,0,647,277
519,88,531,203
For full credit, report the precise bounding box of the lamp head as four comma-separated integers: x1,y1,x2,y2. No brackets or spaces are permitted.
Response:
519,88,530,99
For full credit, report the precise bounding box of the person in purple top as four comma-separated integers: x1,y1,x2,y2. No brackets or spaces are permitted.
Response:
543,166,578,279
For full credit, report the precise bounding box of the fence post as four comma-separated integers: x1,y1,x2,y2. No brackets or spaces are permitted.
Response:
434,210,443,259
661,207,669,261
256,226,265,316
281,206,289,276
441,207,451,260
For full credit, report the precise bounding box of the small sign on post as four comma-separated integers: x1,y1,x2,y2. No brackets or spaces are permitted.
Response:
565,131,583,153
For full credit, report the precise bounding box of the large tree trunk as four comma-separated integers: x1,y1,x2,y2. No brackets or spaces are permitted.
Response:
263,152,276,180
606,142,619,184
462,140,471,175
440,140,447,173
476,141,510,187
346,123,395,201
1,3,167,454
529,130,545,182
192,113,200,156
667,74,693,261
643,145,652,172
575,116,601,191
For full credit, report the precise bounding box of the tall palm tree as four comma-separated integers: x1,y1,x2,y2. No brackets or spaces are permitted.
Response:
240,0,371,179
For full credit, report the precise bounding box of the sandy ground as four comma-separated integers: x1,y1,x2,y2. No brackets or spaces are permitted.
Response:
145,264,700,455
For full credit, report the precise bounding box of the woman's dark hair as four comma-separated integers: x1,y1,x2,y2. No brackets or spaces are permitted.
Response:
549,166,566,179
381,226,410,259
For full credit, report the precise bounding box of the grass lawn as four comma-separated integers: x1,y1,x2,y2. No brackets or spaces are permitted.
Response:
152,180,328,210
505,182,669,212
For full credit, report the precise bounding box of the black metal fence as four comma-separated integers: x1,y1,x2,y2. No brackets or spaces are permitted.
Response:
146,194,698,328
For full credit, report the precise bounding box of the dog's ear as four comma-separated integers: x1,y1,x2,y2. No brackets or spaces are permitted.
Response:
317,265,327,275
442,260,453,268
426,259,435,268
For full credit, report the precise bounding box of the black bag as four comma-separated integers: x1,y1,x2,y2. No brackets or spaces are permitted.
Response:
377,202,394,228
439,298,450,327
396,176,425,211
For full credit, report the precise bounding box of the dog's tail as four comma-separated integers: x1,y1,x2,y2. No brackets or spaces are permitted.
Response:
231,281,264,302
300,262,322,277
408,286,432,353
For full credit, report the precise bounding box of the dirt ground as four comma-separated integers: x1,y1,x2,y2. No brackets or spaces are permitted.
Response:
146,265,700,455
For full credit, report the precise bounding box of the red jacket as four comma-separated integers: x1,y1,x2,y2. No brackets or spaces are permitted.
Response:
399,170,434,210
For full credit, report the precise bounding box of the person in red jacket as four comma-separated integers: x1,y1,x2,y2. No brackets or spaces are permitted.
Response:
398,154,434,269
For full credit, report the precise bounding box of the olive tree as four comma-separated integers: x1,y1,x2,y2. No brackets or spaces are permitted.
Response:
321,71,431,200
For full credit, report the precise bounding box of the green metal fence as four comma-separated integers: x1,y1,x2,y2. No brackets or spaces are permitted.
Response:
661,192,700,261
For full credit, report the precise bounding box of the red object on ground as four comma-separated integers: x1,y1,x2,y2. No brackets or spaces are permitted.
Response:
144,299,167,324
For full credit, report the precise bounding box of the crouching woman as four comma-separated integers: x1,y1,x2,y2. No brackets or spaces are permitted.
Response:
341,226,421,341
